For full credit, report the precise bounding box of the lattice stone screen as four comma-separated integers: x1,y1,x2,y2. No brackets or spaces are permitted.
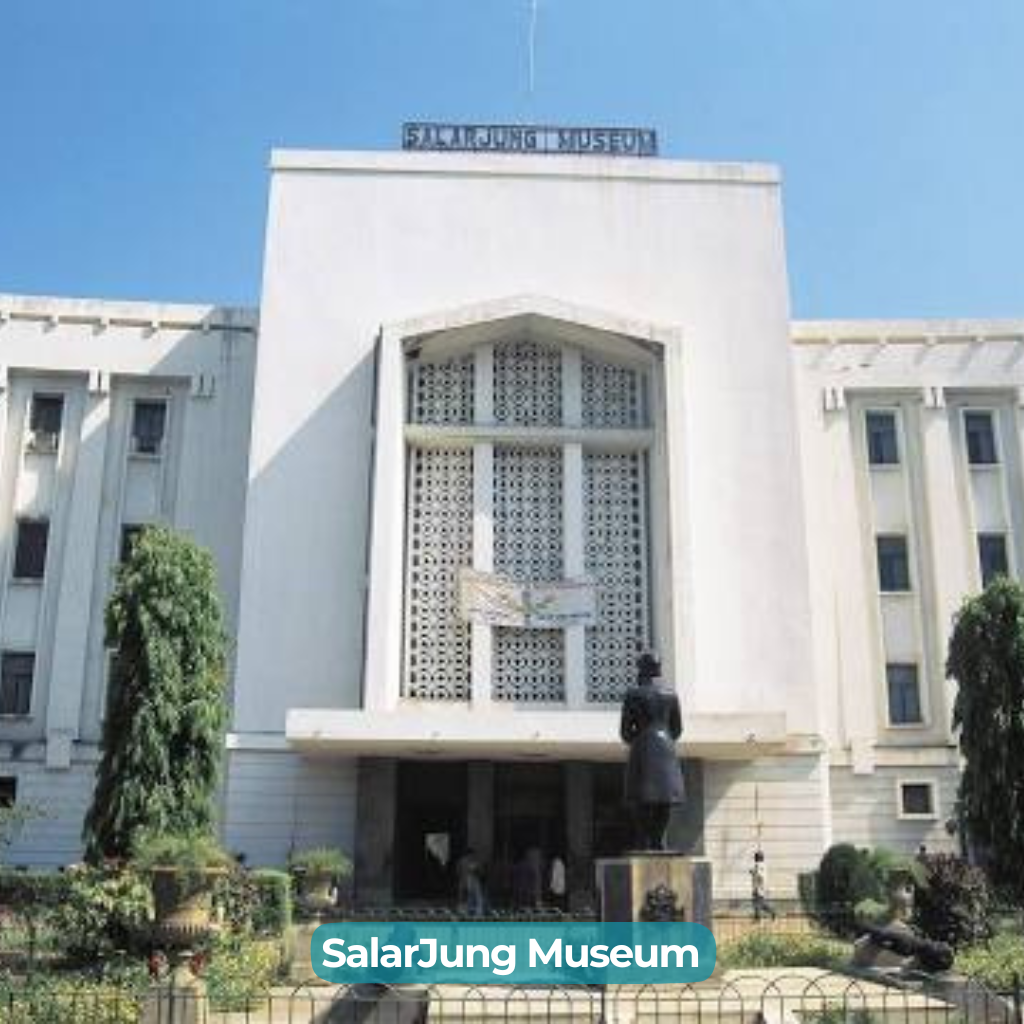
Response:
582,357,643,428
493,339,562,426
403,340,652,706
409,356,474,425
404,447,473,699
584,452,650,702
493,446,565,701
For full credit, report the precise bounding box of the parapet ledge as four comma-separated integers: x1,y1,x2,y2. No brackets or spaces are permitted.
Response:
792,317,1024,348
0,292,258,336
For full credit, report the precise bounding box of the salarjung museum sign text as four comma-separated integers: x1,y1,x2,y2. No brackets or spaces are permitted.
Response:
403,123,658,157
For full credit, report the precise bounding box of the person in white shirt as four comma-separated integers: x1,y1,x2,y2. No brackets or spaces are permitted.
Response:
750,850,777,921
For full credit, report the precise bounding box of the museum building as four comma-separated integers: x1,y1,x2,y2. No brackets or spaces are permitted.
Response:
1,140,1020,902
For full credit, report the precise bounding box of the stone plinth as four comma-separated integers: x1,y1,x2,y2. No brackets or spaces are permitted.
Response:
596,854,712,926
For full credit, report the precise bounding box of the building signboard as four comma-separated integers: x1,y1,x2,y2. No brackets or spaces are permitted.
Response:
403,122,658,157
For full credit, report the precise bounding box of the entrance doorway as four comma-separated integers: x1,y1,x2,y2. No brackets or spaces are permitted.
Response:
491,763,566,907
393,761,467,902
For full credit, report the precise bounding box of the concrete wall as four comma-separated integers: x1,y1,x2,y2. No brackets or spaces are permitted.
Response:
222,750,357,867
235,150,818,745
703,754,831,899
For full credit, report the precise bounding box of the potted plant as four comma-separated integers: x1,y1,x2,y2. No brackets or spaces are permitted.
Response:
133,831,233,940
287,846,351,910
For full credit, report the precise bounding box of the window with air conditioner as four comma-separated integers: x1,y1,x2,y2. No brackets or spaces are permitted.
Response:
27,395,63,454
131,400,167,456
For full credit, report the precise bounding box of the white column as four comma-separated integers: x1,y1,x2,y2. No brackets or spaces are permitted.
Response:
471,346,494,708
828,398,880,766
46,386,111,766
562,347,586,706
919,394,972,737
363,331,407,711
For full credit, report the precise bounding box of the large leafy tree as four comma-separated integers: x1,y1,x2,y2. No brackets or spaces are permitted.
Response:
83,526,229,862
947,577,1024,899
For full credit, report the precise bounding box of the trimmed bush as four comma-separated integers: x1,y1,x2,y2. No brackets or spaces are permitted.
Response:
814,844,881,936
913,853,993,949
216,868,293,935
718,932,849,970
250,870,292,934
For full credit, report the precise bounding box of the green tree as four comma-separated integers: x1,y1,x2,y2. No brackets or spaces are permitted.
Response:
947,577,1024,900
83,526,229,862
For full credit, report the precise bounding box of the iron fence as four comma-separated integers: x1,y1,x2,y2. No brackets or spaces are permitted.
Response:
0,971,1021,1024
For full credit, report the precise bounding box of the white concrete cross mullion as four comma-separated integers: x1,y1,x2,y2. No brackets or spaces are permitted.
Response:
471,345,495,709
562,346,587,708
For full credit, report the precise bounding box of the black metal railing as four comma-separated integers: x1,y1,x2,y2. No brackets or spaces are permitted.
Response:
0,971,1021,1024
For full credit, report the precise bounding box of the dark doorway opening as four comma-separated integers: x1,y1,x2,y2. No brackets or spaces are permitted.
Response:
491,763,566,907
394,761,467,903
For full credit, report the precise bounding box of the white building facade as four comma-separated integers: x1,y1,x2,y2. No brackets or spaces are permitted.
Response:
0,146,1017,901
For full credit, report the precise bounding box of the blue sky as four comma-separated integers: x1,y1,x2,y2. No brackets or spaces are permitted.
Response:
2,1,1022,318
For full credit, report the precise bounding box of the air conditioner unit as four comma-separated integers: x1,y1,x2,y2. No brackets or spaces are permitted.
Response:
131,434,163,457
27,430,59,454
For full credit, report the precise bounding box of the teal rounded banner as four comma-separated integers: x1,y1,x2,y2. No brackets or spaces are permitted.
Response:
312,921,716,985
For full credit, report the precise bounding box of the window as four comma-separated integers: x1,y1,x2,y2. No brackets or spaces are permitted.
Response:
965,411,998,465
886,663,922,725
978,533,1009,587
0,653,34,716
0,777,15,808
866,411,899,465
120,524,144,564
899,781,936,818
12,519,49,581
877,535,911,592
131,400,167,456
27,394,63,453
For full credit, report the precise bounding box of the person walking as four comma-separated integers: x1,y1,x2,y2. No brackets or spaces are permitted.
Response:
750,850,778,922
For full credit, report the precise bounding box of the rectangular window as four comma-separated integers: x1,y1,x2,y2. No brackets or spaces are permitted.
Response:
12,519,49,581
886,663,923,725
866,411,900,465
877,535,911,592
27,394,63,453
899,781,936,818
0,777,15,808
965,411,998,465
131,400,167,456
120,524,144,564
0,653,34,716
978,533,1009,587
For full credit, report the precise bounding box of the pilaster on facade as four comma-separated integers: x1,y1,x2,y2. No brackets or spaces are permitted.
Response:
45,387,112,758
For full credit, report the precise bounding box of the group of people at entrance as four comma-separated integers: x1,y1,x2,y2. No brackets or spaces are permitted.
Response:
455,847,566,916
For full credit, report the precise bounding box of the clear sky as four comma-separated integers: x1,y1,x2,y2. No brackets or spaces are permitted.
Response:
2,1,1022,319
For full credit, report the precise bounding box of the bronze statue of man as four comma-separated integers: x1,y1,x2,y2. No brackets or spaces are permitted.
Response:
620,653,685,850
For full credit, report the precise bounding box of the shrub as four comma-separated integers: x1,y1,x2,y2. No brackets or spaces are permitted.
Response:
955,934,1024,992
202,933,281,1012
250,870,292,934
50,864,153,961
814,844,881,936
718,931,849,970
287,846,351,878
803,1008,878,1024
0,975,141,1024
913,853,993,949
215,868,292,935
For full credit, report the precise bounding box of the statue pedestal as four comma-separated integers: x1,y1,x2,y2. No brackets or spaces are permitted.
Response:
596,854,712,926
